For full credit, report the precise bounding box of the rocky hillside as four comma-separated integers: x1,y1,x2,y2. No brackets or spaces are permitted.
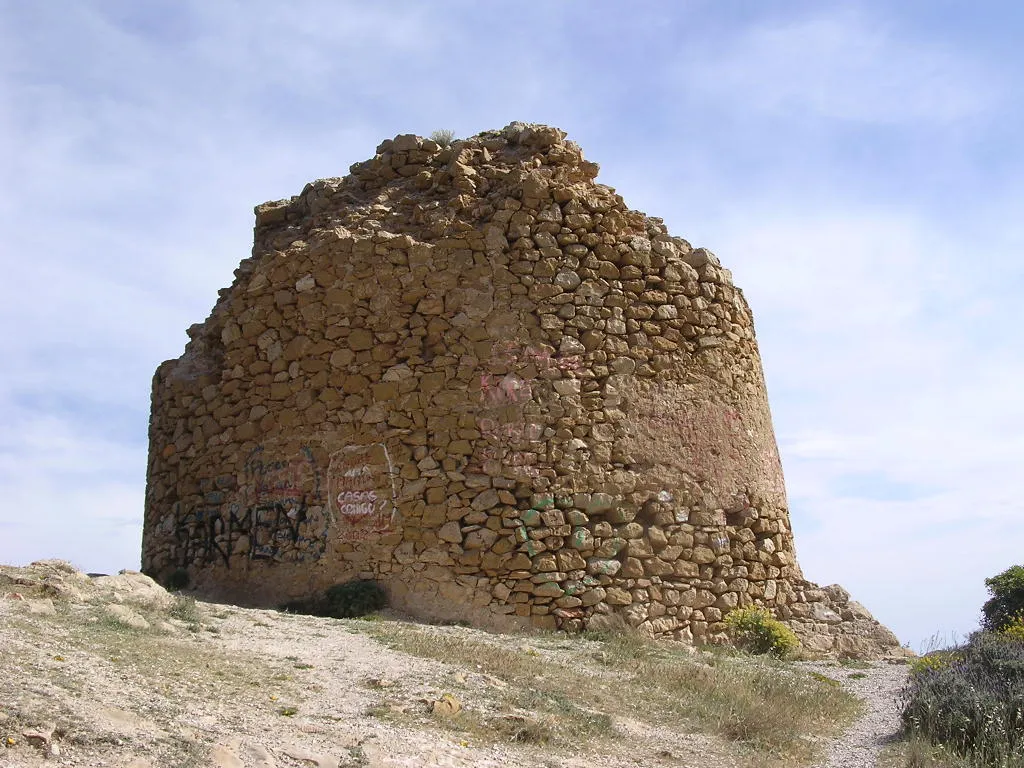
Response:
2,560,901,768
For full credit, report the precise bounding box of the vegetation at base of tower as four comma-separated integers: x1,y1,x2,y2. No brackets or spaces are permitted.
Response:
322,579,387,617
1001,614,1024,643
982,565,1024,632
896,565,1024,767
280,579,387,619
1,560,863,766
900,632,1024,766
365,620,858,759
167,595,201,627
429,128,455,147
724,606,801,659
165,567,190,592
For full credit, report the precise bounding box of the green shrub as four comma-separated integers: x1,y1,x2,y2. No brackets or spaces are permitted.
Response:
168,595,201,626
282,579,387,619
724,607,800,659
1003,614,1024,643
429,129,455,148
901,631,1024,765
983,565,1024,632
909,650,960,679
166,568,190,591
323,580,387,618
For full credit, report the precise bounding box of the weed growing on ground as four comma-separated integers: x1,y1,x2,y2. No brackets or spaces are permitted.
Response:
882,734,969,767
901,631,1024,766
281,580,386,619
808,671,843,688
168,595,201,625
725,607,801,659
429,129,456,147
367,622,857,761
840,658,872,669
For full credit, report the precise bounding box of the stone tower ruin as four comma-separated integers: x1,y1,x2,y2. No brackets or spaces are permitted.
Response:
144,123,899,658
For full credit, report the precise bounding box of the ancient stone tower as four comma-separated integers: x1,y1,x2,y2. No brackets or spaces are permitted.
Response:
144,123,899,658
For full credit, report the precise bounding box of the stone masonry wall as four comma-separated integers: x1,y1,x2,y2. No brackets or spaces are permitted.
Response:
143,123,900,658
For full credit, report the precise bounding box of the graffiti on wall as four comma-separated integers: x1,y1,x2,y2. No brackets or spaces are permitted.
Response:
491,340,581,373
479,373,532,406
241,444,326,560
630,397,783,498
476,415,544,476
466,341,577,478
635,404,743,488
167,444,329,567
328,443,398,541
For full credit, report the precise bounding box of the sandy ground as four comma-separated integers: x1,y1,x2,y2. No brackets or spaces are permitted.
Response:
1,561,908,768
803,661,909,768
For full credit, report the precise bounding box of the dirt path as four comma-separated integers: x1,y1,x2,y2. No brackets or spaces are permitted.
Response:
1,561,896,768
0,563,760,768
805,661,909,768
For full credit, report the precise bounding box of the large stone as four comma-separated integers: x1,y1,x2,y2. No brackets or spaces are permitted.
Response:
605,588,633,605
347,328,374,350
587,558,622,577
472,489,500,511
464,528,498,550
438,522,463,543
92,571,174,611
104,603,150,630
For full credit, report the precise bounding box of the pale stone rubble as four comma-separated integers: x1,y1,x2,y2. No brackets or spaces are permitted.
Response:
143,122,900,658
1,559,179,633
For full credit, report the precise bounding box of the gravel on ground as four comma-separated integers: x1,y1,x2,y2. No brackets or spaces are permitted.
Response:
802,660,910,768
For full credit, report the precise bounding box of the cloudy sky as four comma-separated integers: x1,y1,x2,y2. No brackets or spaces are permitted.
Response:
1,0,1021,651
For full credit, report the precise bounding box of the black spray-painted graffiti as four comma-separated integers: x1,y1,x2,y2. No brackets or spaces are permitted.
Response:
167,445,329,567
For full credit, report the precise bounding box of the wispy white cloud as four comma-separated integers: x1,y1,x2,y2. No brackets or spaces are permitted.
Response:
0,414,145,573
679,8,999,125
707,202,1024,646
0,414,141,481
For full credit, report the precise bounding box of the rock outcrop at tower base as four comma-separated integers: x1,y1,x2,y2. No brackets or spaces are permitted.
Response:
143,122,901,658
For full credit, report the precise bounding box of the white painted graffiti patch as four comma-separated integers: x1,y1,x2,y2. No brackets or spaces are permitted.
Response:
328,443,398,541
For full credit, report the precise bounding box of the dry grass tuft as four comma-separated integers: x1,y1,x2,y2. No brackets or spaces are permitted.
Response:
882,734,967,767
366,622,859,763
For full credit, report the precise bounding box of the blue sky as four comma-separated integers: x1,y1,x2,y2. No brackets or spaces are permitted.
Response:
2,0,1022,651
